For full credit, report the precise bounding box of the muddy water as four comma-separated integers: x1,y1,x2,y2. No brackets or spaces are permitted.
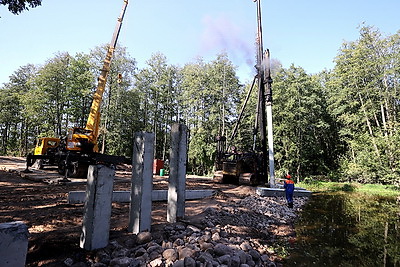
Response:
285,192,400,266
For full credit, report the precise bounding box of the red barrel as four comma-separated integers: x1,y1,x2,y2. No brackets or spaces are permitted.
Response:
153,159,164,175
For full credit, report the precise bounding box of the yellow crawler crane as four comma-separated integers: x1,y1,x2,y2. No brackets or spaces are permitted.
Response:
26,0,129,177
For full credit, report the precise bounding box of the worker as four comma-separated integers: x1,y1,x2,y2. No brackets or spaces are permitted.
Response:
284,174,295,208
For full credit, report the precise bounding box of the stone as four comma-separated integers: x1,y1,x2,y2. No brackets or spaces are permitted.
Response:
231,255,241,267
211,232,220,241
111,248,130,258
95,250,111,264
240,241,252,251
109,256,132,267
71,262,87,267
184,256,196,267
137,231,152,244
248,249,261,261
173,238,185,247
217,254,231,265
214,243,233,256
179,247,195,260
149,257,163,267
133,247,147,257
64,257,74,266
172,259,185,267
163,248,178,262
199,241,213,251
187,225,201,232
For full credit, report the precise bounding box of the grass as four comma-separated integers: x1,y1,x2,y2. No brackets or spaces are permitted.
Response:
297,180,400,197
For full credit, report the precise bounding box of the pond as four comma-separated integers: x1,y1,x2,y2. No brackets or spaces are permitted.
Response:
285,192,400,266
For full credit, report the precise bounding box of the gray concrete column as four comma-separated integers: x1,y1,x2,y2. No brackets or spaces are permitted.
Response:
80,165,115,250
167,123,188,223
0,221,29,267
128,132,154,234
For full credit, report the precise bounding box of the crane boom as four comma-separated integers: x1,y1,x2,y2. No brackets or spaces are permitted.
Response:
85,0,128,149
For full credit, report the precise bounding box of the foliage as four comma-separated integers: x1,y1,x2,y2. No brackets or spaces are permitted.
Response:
1,25,400,184
0,0,42,15
298,181,400,197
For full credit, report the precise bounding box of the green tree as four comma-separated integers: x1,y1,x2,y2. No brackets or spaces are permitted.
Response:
0,64,38,155
273,65,337,179
1,0,42,15
328,26,400,184
180,53,242,175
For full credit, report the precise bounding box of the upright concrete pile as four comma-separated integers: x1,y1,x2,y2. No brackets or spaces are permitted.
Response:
128,132,155,234
79,123,189,250
80,165,115,250
0,221,29,267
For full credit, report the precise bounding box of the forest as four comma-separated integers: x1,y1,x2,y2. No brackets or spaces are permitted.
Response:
1,25,399,185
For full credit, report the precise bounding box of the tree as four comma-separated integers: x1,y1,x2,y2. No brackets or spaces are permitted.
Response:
273,65,338,179
327,25,400,184
180,53,242,175
0,64,38,155
1,0,42,15
135,52,181,159
89,45,137,156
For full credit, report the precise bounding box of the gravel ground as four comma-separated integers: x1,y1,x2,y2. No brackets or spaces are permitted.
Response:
0,168,308,266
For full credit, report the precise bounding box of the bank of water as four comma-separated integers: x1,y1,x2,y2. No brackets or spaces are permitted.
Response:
285,192,400,266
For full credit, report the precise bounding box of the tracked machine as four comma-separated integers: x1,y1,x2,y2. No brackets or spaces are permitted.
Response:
25,0,129,178
213,0,275,186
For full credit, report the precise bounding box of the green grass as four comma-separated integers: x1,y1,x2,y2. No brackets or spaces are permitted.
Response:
298,180,400,197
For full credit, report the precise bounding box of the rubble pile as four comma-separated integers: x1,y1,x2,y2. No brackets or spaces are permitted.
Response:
65,195,309,267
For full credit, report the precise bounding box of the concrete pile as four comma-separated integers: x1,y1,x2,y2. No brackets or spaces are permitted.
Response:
64,195,308,267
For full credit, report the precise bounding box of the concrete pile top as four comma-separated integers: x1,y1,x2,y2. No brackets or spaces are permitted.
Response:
256,186,312,197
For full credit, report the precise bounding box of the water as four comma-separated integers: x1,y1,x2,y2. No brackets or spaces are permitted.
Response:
285,192,400,266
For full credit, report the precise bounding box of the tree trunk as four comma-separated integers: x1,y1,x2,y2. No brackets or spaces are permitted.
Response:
358,92,381,159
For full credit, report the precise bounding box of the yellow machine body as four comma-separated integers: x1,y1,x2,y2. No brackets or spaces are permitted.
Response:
33,137,60,155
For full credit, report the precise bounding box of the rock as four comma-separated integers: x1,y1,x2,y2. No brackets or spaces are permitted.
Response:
149,257,163,267
184,256,196,267
172,259,185,267
214,243,233,256
137,231,152,245
187,225,201,233
197,252,213,263
111,248,130,258
132,247,147,257
236,250,247,264
231,255,241,267
179,247,195,260
71,262,87,267
109,257,132,267
147,244,163,254
173,238,185,247
248,249,261,261
163,248,178,261
63,258,74,266
240,241,252,251
211,232,220,241
199,241,213,251
95,250,111,265
217,254,231,265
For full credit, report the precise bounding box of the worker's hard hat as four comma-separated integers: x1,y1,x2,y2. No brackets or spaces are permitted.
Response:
286,174,291,179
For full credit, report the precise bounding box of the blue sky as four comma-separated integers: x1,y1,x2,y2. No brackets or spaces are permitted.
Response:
1,0,399,85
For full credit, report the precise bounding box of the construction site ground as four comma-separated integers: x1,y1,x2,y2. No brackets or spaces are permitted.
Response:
0,156,292,266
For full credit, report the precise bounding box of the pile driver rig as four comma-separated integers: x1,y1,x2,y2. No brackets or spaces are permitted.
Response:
214,0,276,186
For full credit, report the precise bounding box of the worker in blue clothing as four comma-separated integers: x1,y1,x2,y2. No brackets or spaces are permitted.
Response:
284,174,295,208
